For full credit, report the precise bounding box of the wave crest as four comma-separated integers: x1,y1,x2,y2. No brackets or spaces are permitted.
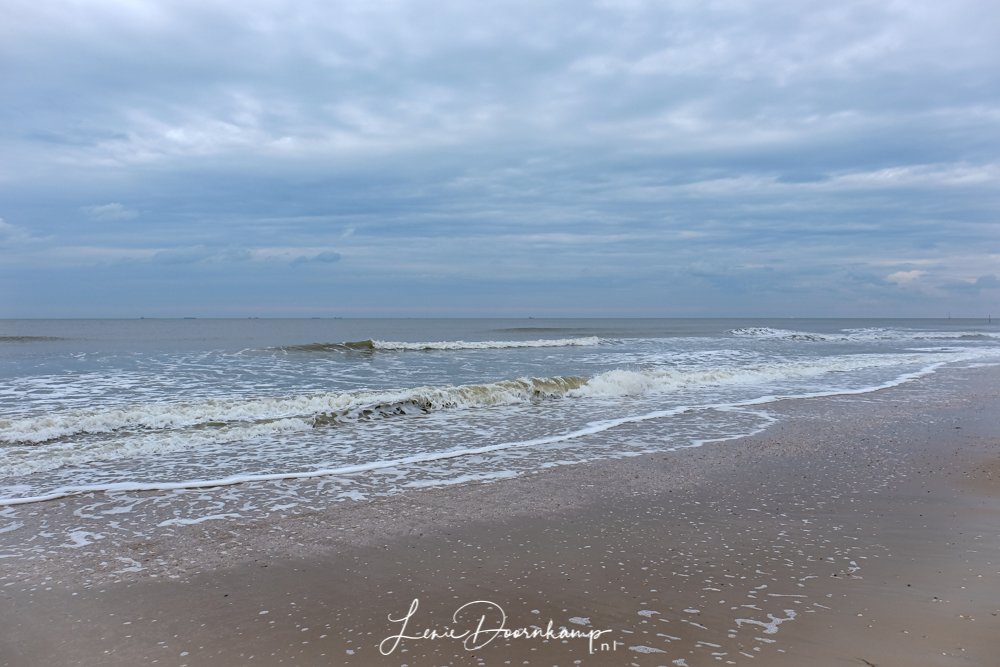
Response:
730,326,1000,343
0,376,589,445
729,327,829,341
3,350,973,447
279,336,600,352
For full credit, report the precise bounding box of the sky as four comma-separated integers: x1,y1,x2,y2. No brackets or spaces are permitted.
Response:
1,0,998,318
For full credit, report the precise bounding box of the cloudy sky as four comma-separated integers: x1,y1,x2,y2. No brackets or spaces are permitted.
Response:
2,0,998,317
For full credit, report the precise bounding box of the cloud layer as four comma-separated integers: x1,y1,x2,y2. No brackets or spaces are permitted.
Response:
2,0,998,316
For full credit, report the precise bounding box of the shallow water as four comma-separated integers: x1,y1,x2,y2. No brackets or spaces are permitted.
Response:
2,318,998,505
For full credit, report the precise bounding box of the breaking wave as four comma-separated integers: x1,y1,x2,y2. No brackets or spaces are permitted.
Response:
0,376,588,445
0,336,65,343
3,344,997,504
730,327,1000,343
0,350,970,446
278,336,601,352
730,327,829,341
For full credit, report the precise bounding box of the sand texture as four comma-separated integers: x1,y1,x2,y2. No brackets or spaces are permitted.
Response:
2,365,999,666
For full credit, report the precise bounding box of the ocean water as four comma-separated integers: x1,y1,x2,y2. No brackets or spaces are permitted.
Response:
1,318,999,559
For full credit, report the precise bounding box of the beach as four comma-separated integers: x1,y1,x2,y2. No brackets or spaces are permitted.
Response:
6,0,999,662
3,363,998,666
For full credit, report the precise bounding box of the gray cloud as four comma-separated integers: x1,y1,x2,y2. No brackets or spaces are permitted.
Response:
150,246,217,265
292,251,342,265
83,203,139,221
1,0,998,315
0,218,47,245
0,219,30,244
942,274,1000,294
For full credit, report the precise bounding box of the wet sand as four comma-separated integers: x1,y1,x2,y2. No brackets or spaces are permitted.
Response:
2,365,999,666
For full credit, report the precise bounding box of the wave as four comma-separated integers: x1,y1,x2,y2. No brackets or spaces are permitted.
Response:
0,376,588,445
1,349,981,447
841,327,1000,342
281,340,377,352
730,327,1000,343
5,345,1000,505
0,335,65,343
0,356,960,507
729,327,829,341
494,327,580,332
0,405,702,506
278,336,601,352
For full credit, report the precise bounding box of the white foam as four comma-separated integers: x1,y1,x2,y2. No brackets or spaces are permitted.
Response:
732,326,1000,343
0,417,314,477
731,327,830,341
157,513,242,527
573,350,974,398
735,609,797,634
371,336,601,350
2,347,997,506
629,645,666,654
0,376,587,445
0,406,689,505
64,530,103,548
4,347,992,450
111,557,144,574
0,521,23,534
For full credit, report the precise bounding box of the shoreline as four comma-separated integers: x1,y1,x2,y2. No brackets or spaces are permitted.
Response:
3,364,1000,665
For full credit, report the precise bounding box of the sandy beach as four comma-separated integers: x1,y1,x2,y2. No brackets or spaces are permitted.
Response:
6,0,999,662
3,364,999,666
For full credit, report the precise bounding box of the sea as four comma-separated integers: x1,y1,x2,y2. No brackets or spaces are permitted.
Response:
1,318,999,563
